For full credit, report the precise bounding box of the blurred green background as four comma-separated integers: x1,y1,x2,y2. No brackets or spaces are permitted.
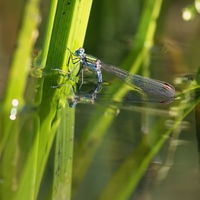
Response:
1,0,200,200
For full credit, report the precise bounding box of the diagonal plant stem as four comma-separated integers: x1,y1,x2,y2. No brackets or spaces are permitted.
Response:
72,0,164,196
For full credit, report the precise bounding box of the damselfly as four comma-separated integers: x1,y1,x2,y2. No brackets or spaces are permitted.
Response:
66,47,175,104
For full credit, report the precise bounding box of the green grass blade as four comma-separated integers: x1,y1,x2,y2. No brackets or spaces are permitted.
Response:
53,106,75,199
0,0,40,156
0,0,93,199
34,0,93,199
0,0,40,199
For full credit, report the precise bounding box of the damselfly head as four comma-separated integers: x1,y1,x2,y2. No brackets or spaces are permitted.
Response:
75,47,85,58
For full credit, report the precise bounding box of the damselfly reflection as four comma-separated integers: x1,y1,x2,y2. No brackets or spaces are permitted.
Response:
67,83,175,108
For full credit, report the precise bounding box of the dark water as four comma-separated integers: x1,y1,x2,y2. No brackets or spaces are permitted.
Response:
73,0,200,199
